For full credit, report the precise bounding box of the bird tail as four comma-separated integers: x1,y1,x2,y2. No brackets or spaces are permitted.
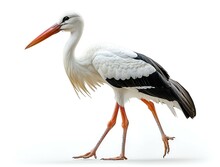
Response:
170,79,196,119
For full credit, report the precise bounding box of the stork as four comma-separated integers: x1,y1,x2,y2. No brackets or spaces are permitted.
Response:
25,13,196,160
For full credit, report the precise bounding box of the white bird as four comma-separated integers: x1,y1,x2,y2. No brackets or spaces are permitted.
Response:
25,13,196,160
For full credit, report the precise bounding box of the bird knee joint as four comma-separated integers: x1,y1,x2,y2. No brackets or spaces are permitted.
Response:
147,101,155,111
122,120,129,129
107,119,116,128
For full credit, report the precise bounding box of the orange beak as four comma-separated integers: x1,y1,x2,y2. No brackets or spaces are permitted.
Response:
25,24,61,49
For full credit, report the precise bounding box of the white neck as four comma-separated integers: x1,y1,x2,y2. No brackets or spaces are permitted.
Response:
63,22,103,96
63,21,83,66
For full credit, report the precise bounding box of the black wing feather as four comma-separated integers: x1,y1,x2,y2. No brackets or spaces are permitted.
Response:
169,79,196,118
134,52,170,79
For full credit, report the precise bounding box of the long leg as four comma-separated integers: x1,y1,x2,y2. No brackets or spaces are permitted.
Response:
73,103,120,159
141,98,175,158
102,106,129,160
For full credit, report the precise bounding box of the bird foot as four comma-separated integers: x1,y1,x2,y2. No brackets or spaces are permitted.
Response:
73,150,97,159
101,155,127,160
162,135,175,158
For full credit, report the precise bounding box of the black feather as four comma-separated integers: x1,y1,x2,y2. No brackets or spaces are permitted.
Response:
134,52,170,80
169,79,196,118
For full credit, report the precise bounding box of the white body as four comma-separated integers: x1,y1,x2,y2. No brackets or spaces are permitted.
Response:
60,13,180,116
65,44,180,115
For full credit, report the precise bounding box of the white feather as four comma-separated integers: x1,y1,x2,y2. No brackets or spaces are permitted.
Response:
167,104,177,117
92,48,156,80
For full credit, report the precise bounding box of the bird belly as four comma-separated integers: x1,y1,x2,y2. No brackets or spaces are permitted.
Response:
112,86,180,116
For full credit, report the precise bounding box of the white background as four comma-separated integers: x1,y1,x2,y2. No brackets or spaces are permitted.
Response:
0,0,219,167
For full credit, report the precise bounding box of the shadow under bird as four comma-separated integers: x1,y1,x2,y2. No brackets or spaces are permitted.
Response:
25,13,196,160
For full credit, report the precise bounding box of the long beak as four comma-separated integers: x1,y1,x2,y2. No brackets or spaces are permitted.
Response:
25,24,61,49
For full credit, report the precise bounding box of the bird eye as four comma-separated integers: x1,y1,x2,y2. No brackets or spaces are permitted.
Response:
62,16,70,22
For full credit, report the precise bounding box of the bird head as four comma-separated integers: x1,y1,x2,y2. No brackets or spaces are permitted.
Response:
25,13,83,49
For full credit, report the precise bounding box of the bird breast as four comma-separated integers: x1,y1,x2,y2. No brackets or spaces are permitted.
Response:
64,53,104,96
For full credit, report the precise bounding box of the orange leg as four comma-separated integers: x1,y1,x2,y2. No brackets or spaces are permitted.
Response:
73,103,119,159
141,98,175,158
102,106,129,160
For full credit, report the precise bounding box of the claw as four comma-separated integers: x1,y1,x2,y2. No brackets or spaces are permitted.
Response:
162,135,175,158
73,150,97,159
101,155,127,160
